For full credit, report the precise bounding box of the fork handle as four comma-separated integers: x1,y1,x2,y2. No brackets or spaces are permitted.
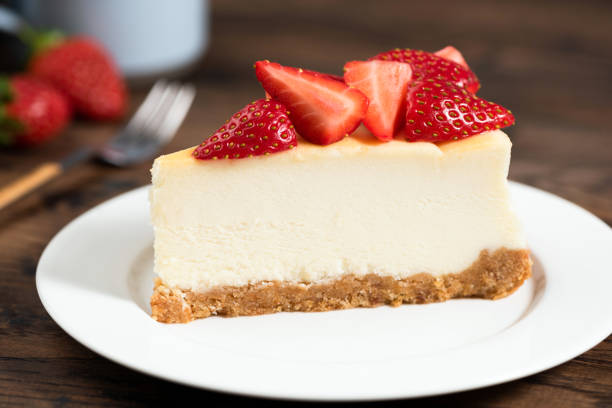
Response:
0,147,95,211
0,162,63,210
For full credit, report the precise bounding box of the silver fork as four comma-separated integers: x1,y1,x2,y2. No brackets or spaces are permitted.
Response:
0,80,196,210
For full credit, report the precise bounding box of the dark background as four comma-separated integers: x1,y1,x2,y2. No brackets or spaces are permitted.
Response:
1,0,611,406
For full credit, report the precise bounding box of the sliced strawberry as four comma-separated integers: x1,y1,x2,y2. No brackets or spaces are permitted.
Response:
434,46,469,69
323,73,345,83
343,60,412,141
264,73,343,99
193,98,297,160
404,79,514,142
255,60,368,145
370,48,480,94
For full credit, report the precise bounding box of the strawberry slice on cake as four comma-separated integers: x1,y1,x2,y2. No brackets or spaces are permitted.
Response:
404,80,514,142
371,47,480,94
193,99,297,160
255,60,368,145
343,60,413,141
434,46,470,69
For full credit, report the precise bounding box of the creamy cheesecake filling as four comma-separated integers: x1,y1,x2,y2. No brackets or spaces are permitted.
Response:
150,129,526,292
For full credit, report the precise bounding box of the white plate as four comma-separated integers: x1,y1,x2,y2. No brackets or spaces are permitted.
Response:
36,182,612,401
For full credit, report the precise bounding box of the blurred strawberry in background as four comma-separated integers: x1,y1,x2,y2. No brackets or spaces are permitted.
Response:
26,33,127,120
0,74,71,147
0,3,129,148
0,1,207,149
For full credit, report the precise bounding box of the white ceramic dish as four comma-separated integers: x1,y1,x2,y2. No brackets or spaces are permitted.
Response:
36,182,612,401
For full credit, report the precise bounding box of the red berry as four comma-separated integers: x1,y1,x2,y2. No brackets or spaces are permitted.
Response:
404,79,514,142
193,98,297,160
370,48,480,94
321,73,345,83
434,46,469,70
344,60,412,141
264,73,343,99
254,60,368,145
29,36,126,120
0,75,71,147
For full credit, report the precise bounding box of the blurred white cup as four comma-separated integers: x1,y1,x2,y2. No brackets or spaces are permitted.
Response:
20,0,209,80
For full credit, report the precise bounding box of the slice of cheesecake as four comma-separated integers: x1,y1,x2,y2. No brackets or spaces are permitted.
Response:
149,48,531,323
150,128,531,323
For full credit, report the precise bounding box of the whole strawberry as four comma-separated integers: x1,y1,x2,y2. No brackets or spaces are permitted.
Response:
0,75,71,147
193,98,297,160
29,36,126,120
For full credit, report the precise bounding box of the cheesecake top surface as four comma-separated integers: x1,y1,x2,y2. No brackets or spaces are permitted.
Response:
158,129,511,167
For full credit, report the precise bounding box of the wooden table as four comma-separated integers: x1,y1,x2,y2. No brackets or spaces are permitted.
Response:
1,1,610,406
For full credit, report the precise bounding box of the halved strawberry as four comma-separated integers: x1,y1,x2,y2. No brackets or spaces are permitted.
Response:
193,98,297,160
404,79,514,142
344,60,412,141
370,48,480,94
255,60,368,145
434,46,469,69
322,73,345,83
264,73,343,99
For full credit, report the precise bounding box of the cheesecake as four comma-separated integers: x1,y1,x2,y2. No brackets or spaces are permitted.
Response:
150,129,531,322
149,47,531,323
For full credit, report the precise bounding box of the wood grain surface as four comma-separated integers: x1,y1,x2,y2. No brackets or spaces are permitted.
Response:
1,0,610,406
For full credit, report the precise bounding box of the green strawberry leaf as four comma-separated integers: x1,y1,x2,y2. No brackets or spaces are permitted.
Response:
0,129,15,146
0,77,14,104
0,105,24,146
20,27,65,57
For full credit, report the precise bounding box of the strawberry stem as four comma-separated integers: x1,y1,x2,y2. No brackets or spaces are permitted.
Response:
0,77,14,103
0,78,23,146
0,106,24,146
19,27,64,58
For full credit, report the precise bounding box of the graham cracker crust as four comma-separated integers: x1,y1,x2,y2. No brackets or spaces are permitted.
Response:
151,248,531,323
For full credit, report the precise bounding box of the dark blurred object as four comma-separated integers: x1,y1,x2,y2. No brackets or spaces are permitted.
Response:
0,5,28,72
0,30,28,72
